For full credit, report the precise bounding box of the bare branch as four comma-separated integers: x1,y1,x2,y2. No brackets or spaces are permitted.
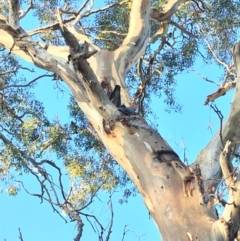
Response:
204,81,237,105
189,69,220,86
27,0,129,36
17,180,68,222
121,225,129,241
170,20,197,37
19,0,33,19
73,0,94,25
0,67,17,76
205,39,231,72
0,73,53,90
18,228,24,241
105,198,114,241
36,159,67,201
210,104,224,148
80,212,105,236
78,0,130,19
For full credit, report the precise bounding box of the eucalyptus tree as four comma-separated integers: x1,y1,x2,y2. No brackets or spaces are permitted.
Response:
0,0,240,240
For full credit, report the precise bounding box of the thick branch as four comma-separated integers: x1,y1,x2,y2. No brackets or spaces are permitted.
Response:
57,15,121,121
196,41,240,187
233,41,240,74
220,140,233,186
114,0,151,73
217,141,240,240
8,0,20,29
204,81,237,105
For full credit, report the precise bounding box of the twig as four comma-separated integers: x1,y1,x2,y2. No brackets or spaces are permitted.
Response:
121,225,129,241
18,228,24,241
189,69,220,86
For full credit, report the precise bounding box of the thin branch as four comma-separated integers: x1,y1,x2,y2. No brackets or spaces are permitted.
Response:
73,0,94,25
0,74,53,90
210,103,224,147
105,198,114,241
36,159,67,201
17,180,68,222
19,0,34,19
0,100,24,123
0,67,17,76
189,69,220,86
170,20,197,37
205,38,231,72
27,0,129,36
18,228,24,241
80,212,105,235
121,225,129,241
17,65,35,72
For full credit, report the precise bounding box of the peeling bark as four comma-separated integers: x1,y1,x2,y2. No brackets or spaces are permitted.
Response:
204,81,237,105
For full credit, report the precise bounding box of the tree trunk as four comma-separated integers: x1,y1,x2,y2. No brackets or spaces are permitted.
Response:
1,0,240,240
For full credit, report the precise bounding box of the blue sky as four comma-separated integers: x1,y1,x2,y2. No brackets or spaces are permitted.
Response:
0,1,236,241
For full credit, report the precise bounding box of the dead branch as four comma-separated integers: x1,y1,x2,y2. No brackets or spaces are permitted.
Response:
210,103,224,147
204,81,237,105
